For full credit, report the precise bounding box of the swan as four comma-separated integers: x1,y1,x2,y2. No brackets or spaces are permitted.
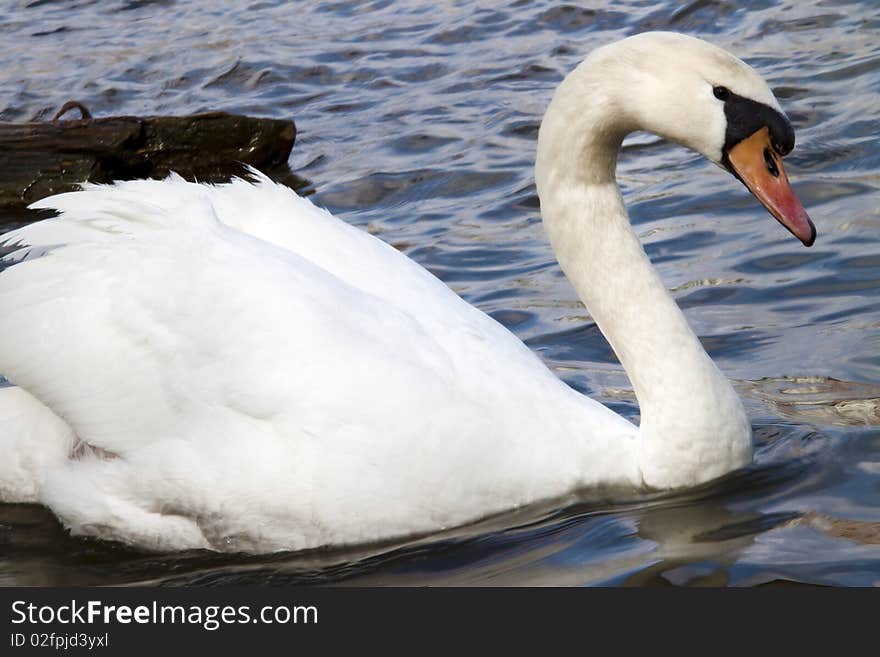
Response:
0,32,815,553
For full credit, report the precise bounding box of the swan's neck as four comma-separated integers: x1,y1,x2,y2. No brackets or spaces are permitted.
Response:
535,65,750,488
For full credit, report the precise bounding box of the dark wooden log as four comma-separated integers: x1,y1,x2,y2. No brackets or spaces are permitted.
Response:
0,109,296,219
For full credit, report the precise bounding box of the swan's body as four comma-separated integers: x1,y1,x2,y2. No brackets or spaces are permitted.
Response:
0,33,813,553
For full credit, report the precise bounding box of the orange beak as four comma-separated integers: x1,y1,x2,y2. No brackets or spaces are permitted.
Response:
726,127,816,246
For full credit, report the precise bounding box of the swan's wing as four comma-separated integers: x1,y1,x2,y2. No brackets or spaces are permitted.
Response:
0,174,630,451
7,170,458,323
0,183,467,460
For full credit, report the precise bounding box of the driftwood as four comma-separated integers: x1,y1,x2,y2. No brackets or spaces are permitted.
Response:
0,104,296,218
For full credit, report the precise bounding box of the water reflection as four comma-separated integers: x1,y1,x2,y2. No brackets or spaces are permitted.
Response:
750,376,880,427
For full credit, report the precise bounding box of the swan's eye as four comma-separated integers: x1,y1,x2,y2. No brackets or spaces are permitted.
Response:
713,86,731,100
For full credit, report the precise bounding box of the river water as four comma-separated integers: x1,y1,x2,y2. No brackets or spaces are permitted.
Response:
0,0,877,586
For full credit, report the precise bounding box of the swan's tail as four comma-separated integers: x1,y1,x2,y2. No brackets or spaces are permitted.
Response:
0,383,210,551
0,383,75,503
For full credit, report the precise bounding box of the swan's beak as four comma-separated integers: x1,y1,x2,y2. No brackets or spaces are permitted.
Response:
726,127,816,247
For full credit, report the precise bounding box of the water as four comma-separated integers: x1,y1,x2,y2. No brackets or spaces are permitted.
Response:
0,0,878,586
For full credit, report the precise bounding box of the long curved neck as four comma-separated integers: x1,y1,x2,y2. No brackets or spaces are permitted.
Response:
535,63,750,488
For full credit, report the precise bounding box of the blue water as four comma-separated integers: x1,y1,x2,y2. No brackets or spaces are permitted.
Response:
0,0,878,586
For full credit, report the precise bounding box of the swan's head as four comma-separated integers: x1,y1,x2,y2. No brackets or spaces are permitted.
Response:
547,32,815,246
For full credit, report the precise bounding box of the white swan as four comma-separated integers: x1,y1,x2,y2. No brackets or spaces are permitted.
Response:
0,32,815,553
